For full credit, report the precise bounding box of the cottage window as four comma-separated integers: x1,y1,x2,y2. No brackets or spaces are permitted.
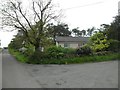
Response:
64,43,69,48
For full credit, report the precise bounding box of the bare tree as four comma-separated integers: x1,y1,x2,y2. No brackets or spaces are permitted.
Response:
1,0,60,52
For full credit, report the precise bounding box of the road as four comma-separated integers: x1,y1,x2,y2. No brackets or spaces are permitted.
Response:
2,49,118,88
2,49,41,88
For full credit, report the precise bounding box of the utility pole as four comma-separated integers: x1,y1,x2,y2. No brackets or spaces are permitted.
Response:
118,1,120,15
0,40,1,47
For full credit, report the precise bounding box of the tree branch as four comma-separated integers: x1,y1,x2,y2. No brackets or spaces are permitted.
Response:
17,2,34,31
32,2,41,21
42,0,52,12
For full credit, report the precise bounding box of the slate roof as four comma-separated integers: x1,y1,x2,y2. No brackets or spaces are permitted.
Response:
56,36,89,42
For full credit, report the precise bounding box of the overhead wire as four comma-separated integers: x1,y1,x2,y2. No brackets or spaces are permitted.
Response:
62,1,105,10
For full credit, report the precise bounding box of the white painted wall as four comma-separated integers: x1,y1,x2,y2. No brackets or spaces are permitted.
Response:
58,43,64,47
70,43,78,49
58,42,79,48
57,41,88,48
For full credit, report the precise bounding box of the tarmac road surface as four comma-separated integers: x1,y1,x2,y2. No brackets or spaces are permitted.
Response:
2,49,118,88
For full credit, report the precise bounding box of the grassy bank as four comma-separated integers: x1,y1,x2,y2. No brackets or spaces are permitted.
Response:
9,49,119,64
9,49,28,63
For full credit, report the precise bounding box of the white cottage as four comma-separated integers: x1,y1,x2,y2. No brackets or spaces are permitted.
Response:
56,36,89,49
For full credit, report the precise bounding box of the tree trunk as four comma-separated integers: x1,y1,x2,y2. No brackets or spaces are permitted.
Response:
53,35,56,45
35,43,40,53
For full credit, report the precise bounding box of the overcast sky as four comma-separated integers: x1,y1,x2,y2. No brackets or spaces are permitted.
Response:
0,0,119,47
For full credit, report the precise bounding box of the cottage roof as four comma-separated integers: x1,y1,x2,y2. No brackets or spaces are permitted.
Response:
56,36,89,42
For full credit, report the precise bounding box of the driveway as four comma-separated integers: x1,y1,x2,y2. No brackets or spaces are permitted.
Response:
2,49,118,88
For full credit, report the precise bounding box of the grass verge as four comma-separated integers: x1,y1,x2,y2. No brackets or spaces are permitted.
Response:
9,49,28,63
9,48,120,64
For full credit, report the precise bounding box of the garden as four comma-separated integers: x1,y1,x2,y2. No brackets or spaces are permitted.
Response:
8,31,120,64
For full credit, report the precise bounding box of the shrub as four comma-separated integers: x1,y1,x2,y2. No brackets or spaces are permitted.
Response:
62,48,76,58
28,51,49,64
93,43,109,52
63,48,75,54
89,32,109,52
93,51,112,56
76,44,92,56
26,46,76,63
46,46,64,59
108,39,120,52
45,46,76,59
